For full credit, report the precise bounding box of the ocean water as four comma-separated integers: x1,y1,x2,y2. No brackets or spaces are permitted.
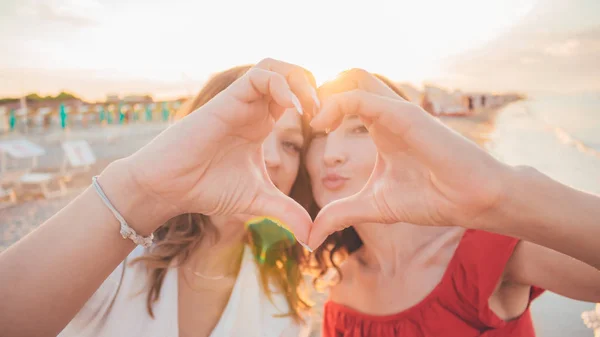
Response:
489,94,600,194
487,94,600,337
529,94,600,153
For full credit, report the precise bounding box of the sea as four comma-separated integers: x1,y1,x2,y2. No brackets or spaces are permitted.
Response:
488,93,600,337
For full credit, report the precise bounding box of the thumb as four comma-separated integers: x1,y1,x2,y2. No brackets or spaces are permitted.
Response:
308,191,380,249
248,188,313,250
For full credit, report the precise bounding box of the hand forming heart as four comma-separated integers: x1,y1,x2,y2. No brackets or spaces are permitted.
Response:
306,69,510,249
118,60,510,250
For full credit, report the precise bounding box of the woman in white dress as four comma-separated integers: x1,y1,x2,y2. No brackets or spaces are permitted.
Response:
58,65,315,337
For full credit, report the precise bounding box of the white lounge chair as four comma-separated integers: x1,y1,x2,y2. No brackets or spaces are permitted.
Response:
0,186,17,209
0,140,40,189
17,172,67,199
0,139,45,169
0,139,66,199
60,140,96,181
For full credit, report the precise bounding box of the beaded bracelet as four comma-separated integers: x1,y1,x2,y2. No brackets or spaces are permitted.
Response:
92,176,154,248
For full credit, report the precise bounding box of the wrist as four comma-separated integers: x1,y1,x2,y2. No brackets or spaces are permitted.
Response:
96,159,179,236
476,165,549,234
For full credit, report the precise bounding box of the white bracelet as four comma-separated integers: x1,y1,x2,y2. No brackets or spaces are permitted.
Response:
92,176,154,248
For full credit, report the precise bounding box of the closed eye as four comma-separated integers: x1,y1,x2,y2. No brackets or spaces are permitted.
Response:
351,125,368,134
282,141,302,153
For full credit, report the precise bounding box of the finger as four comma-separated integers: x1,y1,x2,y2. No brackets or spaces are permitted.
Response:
256,58,319,115
311,89,414,131
248,188,313,250
311,90,497,185
245,68,304,118
308,191,381,249
288,68,320,118
317,76,356,102
318,68,399,101
371,73,410,101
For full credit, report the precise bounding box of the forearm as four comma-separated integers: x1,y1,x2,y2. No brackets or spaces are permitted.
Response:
481,166,600,269
0,159,175,336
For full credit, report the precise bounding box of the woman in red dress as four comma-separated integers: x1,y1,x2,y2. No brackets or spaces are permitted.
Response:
307,69,600,337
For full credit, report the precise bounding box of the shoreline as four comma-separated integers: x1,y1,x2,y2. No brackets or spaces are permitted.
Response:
439,105,507,147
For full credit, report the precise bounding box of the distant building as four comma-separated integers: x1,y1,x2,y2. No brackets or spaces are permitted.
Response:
104,94,154,104
123,95,153,104
106,94,120,103
0,97,84,114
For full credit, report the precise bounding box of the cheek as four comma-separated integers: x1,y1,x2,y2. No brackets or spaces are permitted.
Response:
305,143,328,208
305,144,323,185
352,140,378,181
279,154,300,195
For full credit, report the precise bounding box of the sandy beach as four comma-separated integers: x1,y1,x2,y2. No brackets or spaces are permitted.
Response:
443,102,595,337
439,107,504,148
0,123,169,250
0,104,596,336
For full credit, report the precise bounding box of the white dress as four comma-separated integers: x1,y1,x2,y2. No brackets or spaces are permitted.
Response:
59,246,311,337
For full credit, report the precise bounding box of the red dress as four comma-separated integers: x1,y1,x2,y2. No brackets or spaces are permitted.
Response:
322,230,545,337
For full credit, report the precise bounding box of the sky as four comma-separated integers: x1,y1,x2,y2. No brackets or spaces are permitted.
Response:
0,0,598,100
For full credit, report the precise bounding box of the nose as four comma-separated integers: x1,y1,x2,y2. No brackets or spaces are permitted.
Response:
323,131,347,167
263,133,281,169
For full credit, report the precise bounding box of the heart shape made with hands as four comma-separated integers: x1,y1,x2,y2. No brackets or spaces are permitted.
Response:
301,68,503,249
132,59,502,253
242,68,421,251
304,68,432,249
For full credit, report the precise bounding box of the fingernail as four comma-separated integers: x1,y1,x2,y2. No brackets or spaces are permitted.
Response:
297,239,313,253
290,93,303,115
325,128,330,134
310,87,320,109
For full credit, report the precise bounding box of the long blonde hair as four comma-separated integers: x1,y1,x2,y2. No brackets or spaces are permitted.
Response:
132,65,313,323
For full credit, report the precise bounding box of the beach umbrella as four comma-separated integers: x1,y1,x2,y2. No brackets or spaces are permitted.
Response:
59,103,67,129
107,107,114,124
9,109,16,131
118,103,125,124
98,106,106,123
131,104,139,122
107,105,115,124
133,108,139,122
162,102,169,122
145,105,153,122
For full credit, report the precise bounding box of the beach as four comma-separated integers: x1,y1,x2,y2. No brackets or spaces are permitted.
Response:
1,98,598,336
443,97,599,337
0,123,169,250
